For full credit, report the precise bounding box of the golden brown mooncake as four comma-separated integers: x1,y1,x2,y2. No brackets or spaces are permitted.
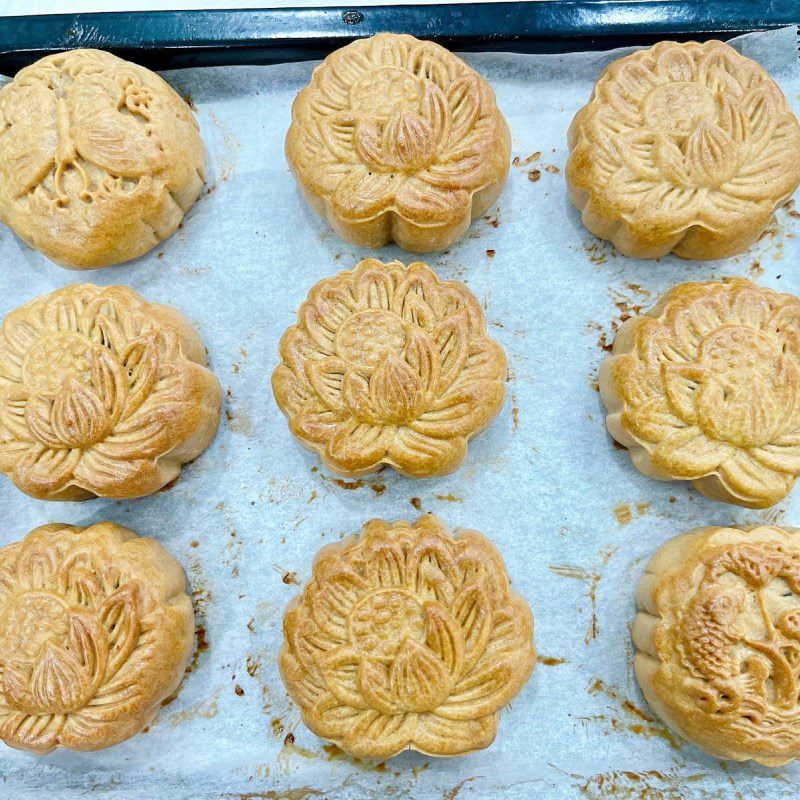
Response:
272,257,507,478
0,49,205,269
279,515,536,759
0,522,194,753
600,279,800,508
285,33,511,252
634,524,800,765
0,284,221,501
566,40,800,260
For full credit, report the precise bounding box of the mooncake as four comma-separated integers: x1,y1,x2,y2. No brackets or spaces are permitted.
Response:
279,515,536,759
600,279,800,508
566,40,800,260
0,284,221,500
285,33,510,252
0,522,194,753
0,49,205,268
635,524,800,765
272,257,507,478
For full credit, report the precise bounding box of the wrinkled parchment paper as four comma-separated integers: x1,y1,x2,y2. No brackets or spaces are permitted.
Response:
1,25,800,800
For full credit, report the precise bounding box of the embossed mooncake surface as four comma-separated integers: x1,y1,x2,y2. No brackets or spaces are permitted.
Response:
0,284,221,500
279,516,536,759
634,525,800,765
272,257,507,478
285,33,510,252
600,279,800,508
566,40,800,260
0,522,194,753
0,49,205,269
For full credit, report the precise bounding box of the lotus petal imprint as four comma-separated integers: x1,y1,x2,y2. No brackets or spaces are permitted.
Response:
272,258,507,478
0,522,194,753
600,279,800,508
279,516,536,759
285,33,511,252
0,284,221,500
567,40,800,259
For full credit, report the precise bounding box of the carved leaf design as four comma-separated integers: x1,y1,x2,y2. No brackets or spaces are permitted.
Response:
382,109,437,171
31,643,86,713
99,584,140,681
684,121,737,188
389,638,449,712
369,353,424,424
50,379,109,448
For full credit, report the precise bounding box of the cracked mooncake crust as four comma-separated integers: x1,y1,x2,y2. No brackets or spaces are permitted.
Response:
272,257,507,478
566,40,800,260
634,525,800,765
279,515,536,759
285,33,511,252
0,522,194,753
0,48,206,269
0,283,221,501
600,279,800,508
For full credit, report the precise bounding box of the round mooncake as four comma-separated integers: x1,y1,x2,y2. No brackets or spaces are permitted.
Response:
0,49,205,269
285,33,510,252
567,40,800,260
0,283,221,500
635,524,800,765
279,515,536,759
0,522,194,753
600,278,800,508
272,257,507,478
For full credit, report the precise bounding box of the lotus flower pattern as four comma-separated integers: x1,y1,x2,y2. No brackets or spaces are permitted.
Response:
272,258,507,478
285,33,511,251
0,522,194,753
600,279,800,508
566,40,800,259
279,516,536,759
0,284,221,500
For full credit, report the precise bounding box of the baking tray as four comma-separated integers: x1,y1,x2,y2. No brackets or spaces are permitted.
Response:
0,0,799,72
0,6,800,800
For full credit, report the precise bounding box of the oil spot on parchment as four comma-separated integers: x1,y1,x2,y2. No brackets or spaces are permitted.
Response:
613,501,650,526
559,767,705,800
162,687,222,726
435,493,463,503
443,776,482,800
550,547,617,644
583,678,681,750
538,655,568,667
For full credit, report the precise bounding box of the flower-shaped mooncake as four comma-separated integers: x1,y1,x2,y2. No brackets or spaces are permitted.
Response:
0,49,206,269
635,525,800,765
600,279,800,508
0,284,221,500
566,40,800,260
272,258,507,478
0,522,194,753
285,33,510,252
279,515,536,759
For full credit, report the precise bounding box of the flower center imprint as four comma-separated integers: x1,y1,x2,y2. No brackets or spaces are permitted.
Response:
0,591,70,662
700,327,782,385
335,309,408,370
350,67,422,120
349,589,426,658
22,332,97,395
643,82,717,136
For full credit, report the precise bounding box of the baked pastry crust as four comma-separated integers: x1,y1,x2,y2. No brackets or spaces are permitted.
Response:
285,33,510,252
0,522,194,753
0,284,221,500
600,279,800,508
566,40,800,260
0,49,206,269
634,524,800,765
272,257,507,478
279,515,535,759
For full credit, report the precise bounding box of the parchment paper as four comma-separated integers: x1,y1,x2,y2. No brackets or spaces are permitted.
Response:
1,25,800,800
